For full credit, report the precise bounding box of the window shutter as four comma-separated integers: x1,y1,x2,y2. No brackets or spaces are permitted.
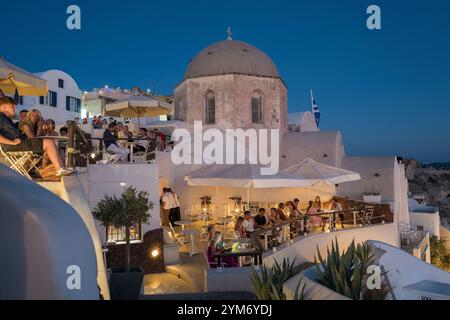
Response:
51,91,57,107
76,98,81,113
66,96,70,111
39,96,44,105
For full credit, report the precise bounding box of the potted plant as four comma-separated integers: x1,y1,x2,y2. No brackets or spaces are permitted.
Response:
93,186,153,300
362,187,382,203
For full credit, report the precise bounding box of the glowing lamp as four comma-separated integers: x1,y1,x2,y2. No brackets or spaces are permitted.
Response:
151,249,160,258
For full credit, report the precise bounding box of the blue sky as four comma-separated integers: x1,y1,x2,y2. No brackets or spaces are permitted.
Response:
1,0,450,162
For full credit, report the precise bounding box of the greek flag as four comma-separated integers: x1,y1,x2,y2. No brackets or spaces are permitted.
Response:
311,90,320,127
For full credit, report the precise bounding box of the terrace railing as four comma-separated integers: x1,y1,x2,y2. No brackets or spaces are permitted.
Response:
65,121,172,167
250,202,393,253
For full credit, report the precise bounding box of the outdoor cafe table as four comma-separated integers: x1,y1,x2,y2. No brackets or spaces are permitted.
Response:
258,227,273,251
125,138,147,164
175,220,190,232
213,249,263,266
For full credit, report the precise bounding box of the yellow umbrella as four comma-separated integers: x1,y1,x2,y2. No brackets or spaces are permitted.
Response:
104,95,173,128
0,57,48,96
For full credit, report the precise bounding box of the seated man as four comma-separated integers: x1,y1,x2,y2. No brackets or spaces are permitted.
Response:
15,109,28,129
0,96,72,176
243,211,255,236
254,208,267,228
103,122,129,162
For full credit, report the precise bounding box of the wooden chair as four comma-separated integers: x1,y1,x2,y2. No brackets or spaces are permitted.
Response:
361,205,375,225
0,144,42,179
168,222,187,247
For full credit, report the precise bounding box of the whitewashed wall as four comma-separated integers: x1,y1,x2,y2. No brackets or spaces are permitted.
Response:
21,69,81,124
86,164,161,244
263,223,399,268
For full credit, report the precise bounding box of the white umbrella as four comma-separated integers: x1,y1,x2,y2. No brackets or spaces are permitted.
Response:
105,95,173,128
280,158,361,185
0,58,48,96
184,163,314,189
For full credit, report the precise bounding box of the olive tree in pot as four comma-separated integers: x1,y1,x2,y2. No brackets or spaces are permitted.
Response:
93,186,153,300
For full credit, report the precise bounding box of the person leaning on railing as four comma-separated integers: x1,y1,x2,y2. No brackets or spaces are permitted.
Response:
330,198,345,229
306,200,323,232
0,97,74,176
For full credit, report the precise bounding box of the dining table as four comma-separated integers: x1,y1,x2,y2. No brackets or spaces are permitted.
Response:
213,248,263,267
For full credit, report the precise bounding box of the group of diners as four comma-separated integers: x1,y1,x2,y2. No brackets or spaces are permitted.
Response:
204,196,345,268
234,196,346,240
0,96,73,176
101,122,164,162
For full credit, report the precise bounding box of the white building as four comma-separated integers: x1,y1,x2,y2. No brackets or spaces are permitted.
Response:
20,69,81,125
3,34,449,300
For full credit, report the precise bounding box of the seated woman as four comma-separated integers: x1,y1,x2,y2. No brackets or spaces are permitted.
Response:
233,216,246,239
206,232,238,268
41,119,59,167
43,119,58,136
287,201,302,219
287,201,303,235
20,109,44,139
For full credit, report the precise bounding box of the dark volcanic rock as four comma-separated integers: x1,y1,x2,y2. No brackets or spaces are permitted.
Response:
404,159,450,223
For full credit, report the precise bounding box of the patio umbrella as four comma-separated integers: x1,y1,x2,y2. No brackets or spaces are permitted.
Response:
184,160,361,211
0,58,48,96
280,158,361,185
184,163,314,189
104,95,173,128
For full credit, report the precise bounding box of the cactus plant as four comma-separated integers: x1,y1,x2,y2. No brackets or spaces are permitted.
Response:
251,258,305,300
314,238,388,300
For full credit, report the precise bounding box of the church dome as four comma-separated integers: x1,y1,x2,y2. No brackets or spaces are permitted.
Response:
185,40,279,79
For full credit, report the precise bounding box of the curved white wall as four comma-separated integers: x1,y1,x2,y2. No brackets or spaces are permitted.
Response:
0,165,99,299
263,223,399,268
21,69,81,124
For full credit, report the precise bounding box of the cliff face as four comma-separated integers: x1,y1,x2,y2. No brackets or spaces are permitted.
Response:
405,159,450,222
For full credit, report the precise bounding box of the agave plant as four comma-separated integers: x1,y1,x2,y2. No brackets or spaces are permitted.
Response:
314,238,388,300
251,258,305,300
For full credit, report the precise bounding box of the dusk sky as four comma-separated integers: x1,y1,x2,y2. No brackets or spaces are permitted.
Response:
2,0,450,163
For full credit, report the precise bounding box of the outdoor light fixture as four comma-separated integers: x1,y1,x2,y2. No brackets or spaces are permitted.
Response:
120,182,127,188
151,249,160,258
90,153,96,159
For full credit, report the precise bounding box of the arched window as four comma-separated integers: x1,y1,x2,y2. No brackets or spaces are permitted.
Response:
205,91,215,124
251,91,263,124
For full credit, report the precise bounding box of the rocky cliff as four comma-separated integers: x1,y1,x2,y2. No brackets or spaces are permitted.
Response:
405,159,450,223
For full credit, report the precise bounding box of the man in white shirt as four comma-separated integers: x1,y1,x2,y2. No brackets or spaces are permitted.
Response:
243,211,255,235
162,188,176,226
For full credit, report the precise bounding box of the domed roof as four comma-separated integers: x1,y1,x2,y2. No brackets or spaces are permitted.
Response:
185,40,279,79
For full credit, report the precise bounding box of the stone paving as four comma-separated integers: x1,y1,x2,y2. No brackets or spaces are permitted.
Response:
143,272,193,295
